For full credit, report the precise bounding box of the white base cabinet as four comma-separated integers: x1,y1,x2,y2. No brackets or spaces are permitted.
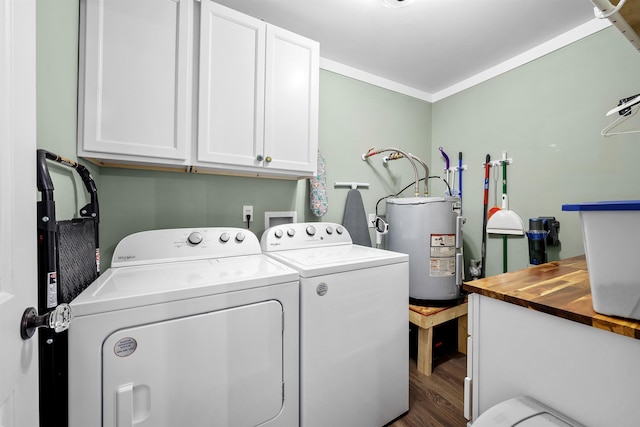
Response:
78,0,319,178
466,293,640,426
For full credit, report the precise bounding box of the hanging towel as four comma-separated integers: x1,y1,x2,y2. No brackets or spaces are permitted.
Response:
342,189,371,247
310,150,328,217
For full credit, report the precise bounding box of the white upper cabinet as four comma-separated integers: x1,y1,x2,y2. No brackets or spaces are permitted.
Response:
196,2,319,177
78,0,192,167
77,0,319,178
264,25,319,175
196,3,266,170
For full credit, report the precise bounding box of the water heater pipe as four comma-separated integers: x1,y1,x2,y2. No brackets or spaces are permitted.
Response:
382,152,429,196
363,147,421,196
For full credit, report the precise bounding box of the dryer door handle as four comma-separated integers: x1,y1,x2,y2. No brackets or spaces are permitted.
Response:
116,383,151,426
117,383,134,427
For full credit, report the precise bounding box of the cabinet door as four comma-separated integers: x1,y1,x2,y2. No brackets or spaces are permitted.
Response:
78,0,191,164
264,25,319,175
197,1,265,169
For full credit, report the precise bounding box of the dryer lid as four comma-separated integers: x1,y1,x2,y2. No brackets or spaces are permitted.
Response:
70,254,298,316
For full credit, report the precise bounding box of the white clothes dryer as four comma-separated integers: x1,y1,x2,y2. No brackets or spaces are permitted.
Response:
68,227,299,427
261,222,409,427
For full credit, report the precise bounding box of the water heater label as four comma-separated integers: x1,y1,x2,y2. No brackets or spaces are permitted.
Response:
429,257,456,276
430,234,455,248
429,233,456,276
430,234,455,257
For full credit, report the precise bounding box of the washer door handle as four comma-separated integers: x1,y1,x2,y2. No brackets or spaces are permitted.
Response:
20,303,72,340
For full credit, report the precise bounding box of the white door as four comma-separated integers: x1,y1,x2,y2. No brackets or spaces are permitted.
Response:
0,0,39,426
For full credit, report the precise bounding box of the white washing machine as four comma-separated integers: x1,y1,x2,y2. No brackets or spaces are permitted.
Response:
67,227,299,427
261,222,409,427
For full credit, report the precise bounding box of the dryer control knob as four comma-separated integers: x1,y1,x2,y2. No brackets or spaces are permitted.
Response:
274,229,283,238
287,228,295,237
219,232,230,243
306,225,316,236
336,226,344,234
326,226,334,235
188,232,203,245
235,232,245,242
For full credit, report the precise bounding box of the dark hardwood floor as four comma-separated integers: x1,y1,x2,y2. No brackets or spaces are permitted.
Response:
390,352,468,427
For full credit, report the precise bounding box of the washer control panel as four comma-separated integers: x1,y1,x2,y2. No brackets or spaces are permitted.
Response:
261,222,352,251
112,227,260,267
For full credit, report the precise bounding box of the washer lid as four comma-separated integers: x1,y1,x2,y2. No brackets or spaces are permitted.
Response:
70,254,298,317
265,244,408,277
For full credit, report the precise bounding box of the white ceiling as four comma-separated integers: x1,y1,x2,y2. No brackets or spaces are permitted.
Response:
213,0,602,98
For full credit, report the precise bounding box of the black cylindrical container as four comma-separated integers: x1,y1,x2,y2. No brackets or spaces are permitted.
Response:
526,218,548,265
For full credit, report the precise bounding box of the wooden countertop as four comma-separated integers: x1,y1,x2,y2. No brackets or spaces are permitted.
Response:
462,255,640,340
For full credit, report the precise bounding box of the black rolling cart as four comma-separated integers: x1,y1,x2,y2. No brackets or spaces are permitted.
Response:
21,149,99,427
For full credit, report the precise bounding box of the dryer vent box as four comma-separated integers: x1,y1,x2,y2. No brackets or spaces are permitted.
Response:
265,211,297,229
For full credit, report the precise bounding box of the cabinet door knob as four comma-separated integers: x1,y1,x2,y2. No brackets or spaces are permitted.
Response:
256,154,264,161
265,156,272,163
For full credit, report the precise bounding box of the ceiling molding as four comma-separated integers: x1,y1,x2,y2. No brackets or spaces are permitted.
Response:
320,18,611,104
319,58,433,102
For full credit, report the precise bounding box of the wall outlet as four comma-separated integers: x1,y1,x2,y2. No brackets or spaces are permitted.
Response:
368,213,376,228
243,205,254,222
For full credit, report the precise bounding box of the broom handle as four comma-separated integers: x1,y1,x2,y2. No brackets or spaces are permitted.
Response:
502,160,508,273
481,154,490,278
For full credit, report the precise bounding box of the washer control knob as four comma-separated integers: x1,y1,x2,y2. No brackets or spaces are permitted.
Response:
274,229,283,238
306,225,316,236
326,226,334,235
287,228,295,237
235,232,245,243
336,226,344,235
219,232,230,243
188,232,203,245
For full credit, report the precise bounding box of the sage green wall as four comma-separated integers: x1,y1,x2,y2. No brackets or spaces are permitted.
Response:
37,0,98,221
433,27,640,278
314,71,432,223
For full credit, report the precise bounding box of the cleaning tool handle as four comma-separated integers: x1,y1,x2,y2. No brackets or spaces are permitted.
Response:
483,155,490,204
481,154,491,278
439,146,450,170
458,152,463,200
502,158,507,194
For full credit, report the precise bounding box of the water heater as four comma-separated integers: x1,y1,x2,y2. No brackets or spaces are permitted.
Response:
386,196,462,304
